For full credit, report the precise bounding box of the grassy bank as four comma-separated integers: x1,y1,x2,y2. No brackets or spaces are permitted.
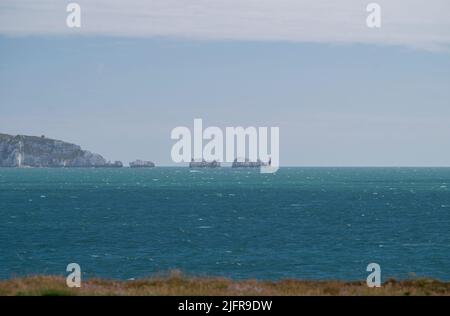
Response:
1,273,449,296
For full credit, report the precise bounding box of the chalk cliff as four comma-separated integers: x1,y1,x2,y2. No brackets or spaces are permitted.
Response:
0,133,109,167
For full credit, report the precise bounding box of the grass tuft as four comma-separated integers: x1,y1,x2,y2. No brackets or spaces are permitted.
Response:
0,273,449,296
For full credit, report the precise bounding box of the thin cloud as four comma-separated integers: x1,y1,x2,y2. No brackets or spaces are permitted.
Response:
0,0,449,50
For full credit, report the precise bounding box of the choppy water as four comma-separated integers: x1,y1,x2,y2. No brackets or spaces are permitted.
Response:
0,167,449,281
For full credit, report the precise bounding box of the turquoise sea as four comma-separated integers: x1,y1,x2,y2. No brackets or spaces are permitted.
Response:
0,167,449,281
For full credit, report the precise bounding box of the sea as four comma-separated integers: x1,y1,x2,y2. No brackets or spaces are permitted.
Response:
0,167,449,281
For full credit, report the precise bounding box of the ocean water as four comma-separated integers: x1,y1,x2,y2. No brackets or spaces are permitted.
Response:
0,167,449,281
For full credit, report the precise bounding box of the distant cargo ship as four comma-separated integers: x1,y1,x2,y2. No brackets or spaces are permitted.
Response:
189,159,220,168
129,160,155,168
231,158,270,168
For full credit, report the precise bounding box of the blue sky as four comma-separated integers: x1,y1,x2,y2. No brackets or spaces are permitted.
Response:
1,1,450,166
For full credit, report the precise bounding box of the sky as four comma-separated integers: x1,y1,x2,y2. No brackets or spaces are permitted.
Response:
1,1,450,166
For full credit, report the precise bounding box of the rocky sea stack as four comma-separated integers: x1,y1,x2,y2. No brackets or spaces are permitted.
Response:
129,160,155,168
0,133,112,168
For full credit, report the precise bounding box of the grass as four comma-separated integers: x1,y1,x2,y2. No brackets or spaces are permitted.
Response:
1,272,449,296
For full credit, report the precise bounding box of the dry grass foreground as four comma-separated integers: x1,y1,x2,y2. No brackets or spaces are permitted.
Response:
1,272,449,296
